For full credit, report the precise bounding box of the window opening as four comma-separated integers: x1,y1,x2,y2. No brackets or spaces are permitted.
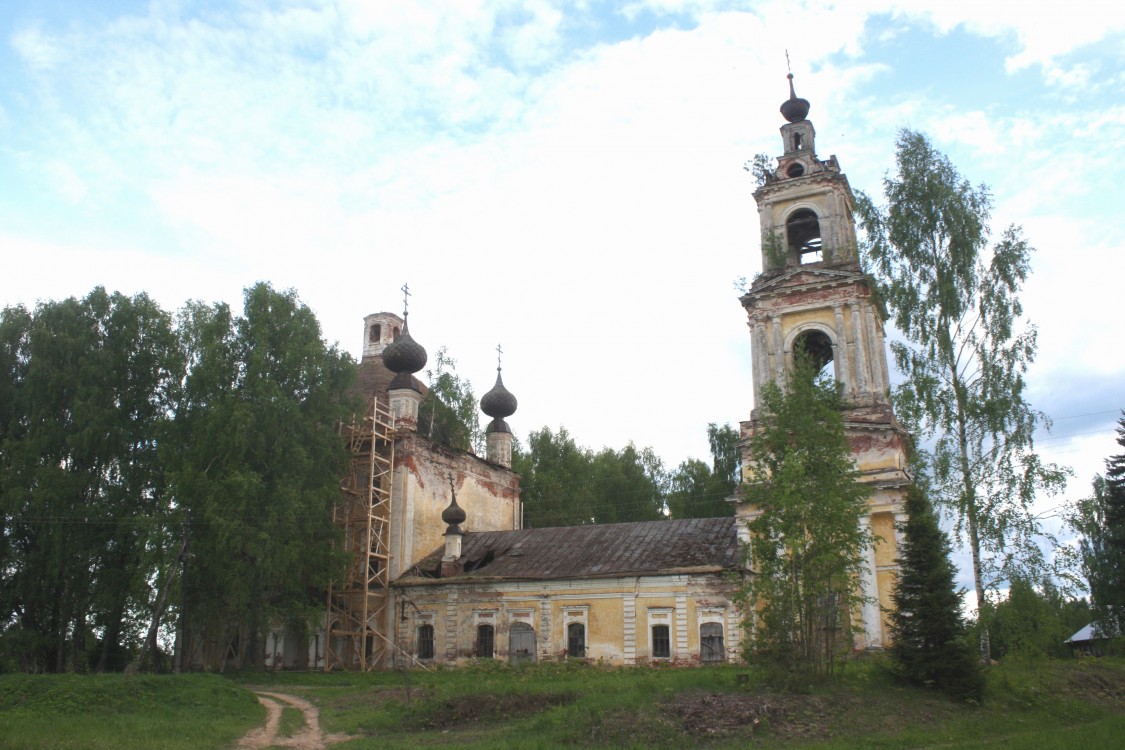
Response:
793,133,803,150
652,625,671,659
417,624,434,660
392,326,401,340
477,624,494,658
787,162,805,178
509,622,536,665
700,623,724,663
369,324,381,343
793,329,835,380
567,623,586,658
786,209,822,264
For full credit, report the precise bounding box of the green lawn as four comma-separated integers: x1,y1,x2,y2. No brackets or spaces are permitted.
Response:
1,658,1122,749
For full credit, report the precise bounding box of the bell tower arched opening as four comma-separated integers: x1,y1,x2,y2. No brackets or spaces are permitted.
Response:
793,329,834,381
787,209,822,264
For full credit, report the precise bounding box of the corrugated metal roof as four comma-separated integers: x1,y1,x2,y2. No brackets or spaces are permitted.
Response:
397,516,741,583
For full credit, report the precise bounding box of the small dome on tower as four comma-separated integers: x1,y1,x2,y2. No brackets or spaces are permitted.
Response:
442,482,467,528
381,319,427,375
780,73,810,123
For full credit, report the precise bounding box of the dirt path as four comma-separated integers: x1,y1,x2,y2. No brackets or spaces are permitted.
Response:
237,691,354,749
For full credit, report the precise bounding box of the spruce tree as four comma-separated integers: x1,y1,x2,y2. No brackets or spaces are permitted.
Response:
890,485,983,701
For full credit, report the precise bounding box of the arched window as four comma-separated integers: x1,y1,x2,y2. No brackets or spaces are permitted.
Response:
509,622,536,665
417,624,434,660
477,624,494,658
567,623,586,658
700,623,724,663
786,209,822,264
793,329,834,380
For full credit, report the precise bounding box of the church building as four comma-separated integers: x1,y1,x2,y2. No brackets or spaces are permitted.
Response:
262,75,909,671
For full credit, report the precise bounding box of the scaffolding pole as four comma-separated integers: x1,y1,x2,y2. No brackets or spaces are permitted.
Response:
325,397,395,670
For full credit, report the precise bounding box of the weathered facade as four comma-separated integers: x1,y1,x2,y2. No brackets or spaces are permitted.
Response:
261,75,910,671
394,519,743,666
737,75,908,648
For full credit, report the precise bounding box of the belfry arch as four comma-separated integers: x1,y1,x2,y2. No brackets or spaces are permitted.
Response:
790,327,835,380
786,208,822,264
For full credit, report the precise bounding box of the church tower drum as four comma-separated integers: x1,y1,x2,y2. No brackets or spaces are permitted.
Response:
738,74,910,649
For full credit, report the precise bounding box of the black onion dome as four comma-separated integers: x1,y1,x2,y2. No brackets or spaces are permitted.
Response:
381,320,427,375
780,73,810,123
480,370,517,419
442,494,466,527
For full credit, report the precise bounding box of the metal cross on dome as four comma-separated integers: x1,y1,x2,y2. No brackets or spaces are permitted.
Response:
400,282,411,318
495,343,503,371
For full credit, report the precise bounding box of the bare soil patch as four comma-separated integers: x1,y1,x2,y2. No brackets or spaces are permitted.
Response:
418,692,577,729
237,691,355,749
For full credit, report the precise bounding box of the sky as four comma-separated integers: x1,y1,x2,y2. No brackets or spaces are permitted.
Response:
2,1,1123,594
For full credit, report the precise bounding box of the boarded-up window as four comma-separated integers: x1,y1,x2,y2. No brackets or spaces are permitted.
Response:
700,623,724,663
477,624,494,659
417,624,434,660
509,622,536,665
652,625,671,658
567,623,586,658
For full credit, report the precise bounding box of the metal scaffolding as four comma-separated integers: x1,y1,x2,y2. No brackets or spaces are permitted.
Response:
325,397,395,670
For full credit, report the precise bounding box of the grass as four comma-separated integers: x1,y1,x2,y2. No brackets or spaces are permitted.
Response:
0,672,262,750
0,657,1122,749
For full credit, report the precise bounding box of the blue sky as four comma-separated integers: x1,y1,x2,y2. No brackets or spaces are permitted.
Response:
2,1,1122,595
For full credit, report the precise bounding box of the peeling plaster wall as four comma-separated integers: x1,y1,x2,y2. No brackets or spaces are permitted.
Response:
389,433,520,580
392,574,742,667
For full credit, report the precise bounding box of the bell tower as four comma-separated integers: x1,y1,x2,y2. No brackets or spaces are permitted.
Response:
738,74,910,649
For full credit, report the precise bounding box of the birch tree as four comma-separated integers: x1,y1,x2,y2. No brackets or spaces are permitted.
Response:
857,130,1068,661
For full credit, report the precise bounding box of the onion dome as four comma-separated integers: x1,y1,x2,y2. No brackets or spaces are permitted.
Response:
481,369,517,420
442,478,466,531
381,317,427,376
780,72,810,123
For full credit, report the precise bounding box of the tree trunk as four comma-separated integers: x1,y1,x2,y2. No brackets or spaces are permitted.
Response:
130,536,189,674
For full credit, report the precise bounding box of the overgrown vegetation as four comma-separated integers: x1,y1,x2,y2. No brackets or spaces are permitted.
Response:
739,352,870,679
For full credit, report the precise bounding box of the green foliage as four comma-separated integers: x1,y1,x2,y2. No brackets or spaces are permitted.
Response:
982,578,1092,660
857,129,1068,660
0,289,181,673
666,423,739,519
739,352,871,678
0,282,358,674
1068,415,1125,636
890,485,983,701
763,230,787,271
746,152,774,187
169,283,355,670
513,428,667,526
419,346,482,453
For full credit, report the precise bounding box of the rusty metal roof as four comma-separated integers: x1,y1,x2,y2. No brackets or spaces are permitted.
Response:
397,516,740,583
